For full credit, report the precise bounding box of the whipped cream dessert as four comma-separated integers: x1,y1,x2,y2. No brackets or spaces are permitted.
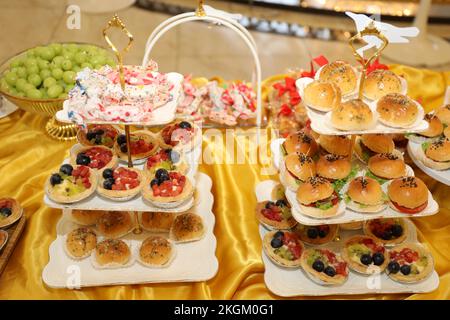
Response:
66,65,177,124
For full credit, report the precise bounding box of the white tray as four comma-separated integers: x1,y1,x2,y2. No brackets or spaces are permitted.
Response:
255,181,439,296
407,141,450,186
257,180,438,226
44,142,202,212
0,96,18,119
55,72,183,126
42,172,218,288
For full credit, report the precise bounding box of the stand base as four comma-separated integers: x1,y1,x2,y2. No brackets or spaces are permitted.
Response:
383,35,450,67
45,117,78,141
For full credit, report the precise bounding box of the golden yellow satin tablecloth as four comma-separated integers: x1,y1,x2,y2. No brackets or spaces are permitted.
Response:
0,65,449,300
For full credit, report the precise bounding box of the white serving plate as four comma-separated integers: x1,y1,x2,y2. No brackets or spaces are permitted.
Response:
407,141,450,186
0,96,18,119
56,72,183,126
44,142,202,213
255,180,439,296
42,172,218,288
257,179,438,226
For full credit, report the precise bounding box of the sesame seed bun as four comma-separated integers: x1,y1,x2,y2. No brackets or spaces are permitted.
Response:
282,131,318,156
422,139,450,170
368,153,407,179
376,93,418,128
303,80,341,112
363,69,402,100
421,114,444,137
282,153,316,190
318,135,352,157
331,99,374,131
388,177,428,209
319,60,357,95
296,176,334,205
435,104,450,126
346,177,385,213
316,154,351,180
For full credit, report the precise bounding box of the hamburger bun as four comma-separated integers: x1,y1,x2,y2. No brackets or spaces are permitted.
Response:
423,139,450,170
354,134,395,163
282,153,316,191
170,213,205,243
71,210,103,226
93,239,131,267
346,177,386,213
388,177,428,212
376,93,419,128
319,60,357,95
363,69,402,100
331,99,374,131
444,126,450,139
138,236,175,267
303,80,341,112
97,211,134,238
140,212,175,232
368,153,407,179
65,227,97,260
282,131,318,156
318,135,352,157
406,114,444,143
316,154,351,180
435,104,450,126
296,176,340,218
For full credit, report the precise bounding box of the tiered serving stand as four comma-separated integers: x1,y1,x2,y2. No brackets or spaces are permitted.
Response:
257,21,440,296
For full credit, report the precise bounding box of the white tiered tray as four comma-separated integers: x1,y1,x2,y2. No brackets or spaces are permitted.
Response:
255,180,439,297
42,172,218,288
44,142,202,213
0,96,18,119
56,72,183,126
407,141,450,186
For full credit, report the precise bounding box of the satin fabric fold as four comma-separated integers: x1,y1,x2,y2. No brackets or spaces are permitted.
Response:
0,66,449,299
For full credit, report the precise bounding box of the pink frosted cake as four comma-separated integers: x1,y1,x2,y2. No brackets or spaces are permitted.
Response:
66,65,180,124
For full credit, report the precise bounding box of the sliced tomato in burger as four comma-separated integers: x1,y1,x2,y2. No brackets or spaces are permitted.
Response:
391,200,428,214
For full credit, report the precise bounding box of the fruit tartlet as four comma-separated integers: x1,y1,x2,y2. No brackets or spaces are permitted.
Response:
300,248,349,285
138,236,176,268
341,235,389,275
77,124,119,148
159,120,201,153
256,200,297,230
70,145,118,172
387,243,434,283
0,197,22,228
293,224,338,245
142,169,194,209
114,131,158,163
363,218,408,246
46,164,97,204
97,167,144,201
64,227,97,260
145,148,188,176
263,230,304,268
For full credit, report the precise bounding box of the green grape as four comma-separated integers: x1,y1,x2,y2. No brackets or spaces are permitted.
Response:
38,59,50,70
9,88,19,95
49,43,62,55
10,68,19,74
94,64,105,70
73,66,81,73
75,52,88,64
26,88,42,99
62,70,76,84
43,77,57,88
16,67,27,78
15,78,28,92
47,84,63,98
0,79,10,92
81,62,93,69
62,51,74,61
65,83,74,93
23,83,35,92
67,43,78,52
27,65,39,75
28,74,42,87
58,92,68,99
26,49,36,58
105,58,116,67
24,57,38,68
5,71,18,85
51,68,63,80
10,58,22,68
90,55,105,66
52,56,64,68
61,59,72,71
16,91,25,98
40,69,51,80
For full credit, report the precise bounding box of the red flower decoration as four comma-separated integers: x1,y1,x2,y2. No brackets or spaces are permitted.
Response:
366,58,389,75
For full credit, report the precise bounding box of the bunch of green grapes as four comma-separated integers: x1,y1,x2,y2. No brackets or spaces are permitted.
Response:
0,43,116,100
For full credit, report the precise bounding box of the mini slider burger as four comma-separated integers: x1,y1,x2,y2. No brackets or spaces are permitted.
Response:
345,176,387,213
366,153,407,184
388,177,429,214
354,134,395,163
420,138,450,170
316,154,357,192
281,131,318,157
296,176,341,218
406,114,443,143
318,135,352,157
281,153,316,191
435,104,450,127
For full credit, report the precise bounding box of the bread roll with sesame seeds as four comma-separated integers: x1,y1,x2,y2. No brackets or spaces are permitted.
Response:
376,93,418,128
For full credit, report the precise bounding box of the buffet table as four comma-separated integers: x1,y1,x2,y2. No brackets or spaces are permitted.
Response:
0,65,449,299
